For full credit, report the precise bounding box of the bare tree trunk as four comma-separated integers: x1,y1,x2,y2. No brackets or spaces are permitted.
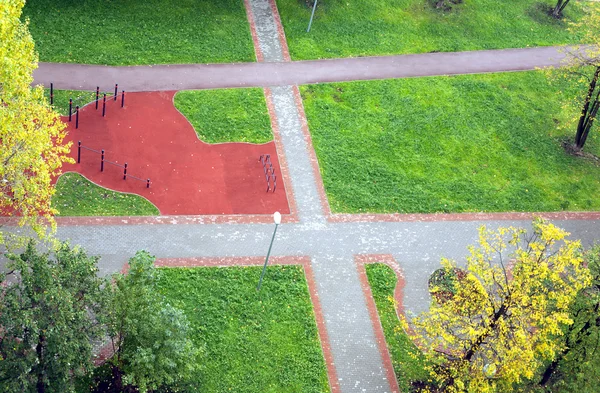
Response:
575,67,600,150
553,0,571,18
464,303,508,361
36,334,46,393
110,365,124,393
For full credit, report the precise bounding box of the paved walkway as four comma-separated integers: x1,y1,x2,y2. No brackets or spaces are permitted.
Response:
33,46,574,92
10,2,600,393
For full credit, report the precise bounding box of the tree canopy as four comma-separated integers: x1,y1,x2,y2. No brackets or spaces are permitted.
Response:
99,251,200,393
0,242,105,393
0,0,72,242
538,245,600,390
404,219,591,392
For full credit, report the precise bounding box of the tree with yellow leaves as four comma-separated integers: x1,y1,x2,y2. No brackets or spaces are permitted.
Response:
0,0,72,242
404,219,591,393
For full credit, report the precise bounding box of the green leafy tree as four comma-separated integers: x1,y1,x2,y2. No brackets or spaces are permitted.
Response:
538,245,600,390
403,219,591,393
101,251,200,393
0,241,105,393
0,0,72,244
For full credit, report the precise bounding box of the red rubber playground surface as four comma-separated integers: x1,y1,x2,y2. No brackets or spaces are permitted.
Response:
59,91,290,215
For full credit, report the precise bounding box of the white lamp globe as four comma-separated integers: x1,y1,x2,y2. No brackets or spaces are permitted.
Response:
273,211,282,225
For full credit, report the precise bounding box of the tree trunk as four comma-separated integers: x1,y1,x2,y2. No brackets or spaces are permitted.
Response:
575,67,600,150
464,303,508,361
110,365,124,393
36,334,46,393
540,358,560,386
539,302,600,386
552,0,571,18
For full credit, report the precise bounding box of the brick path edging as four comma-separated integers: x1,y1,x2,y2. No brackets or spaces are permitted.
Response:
290,85,333,217
355,254,406,393
331,211,600,223
264,87,300,222
154,256,341,393
267,0,291,62
52,214,295,226
243,0,264,62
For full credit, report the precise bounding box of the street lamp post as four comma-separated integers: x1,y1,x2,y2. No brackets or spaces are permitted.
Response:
257,212,281,291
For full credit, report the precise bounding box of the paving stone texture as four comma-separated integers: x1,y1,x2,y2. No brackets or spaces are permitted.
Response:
10,2,600,392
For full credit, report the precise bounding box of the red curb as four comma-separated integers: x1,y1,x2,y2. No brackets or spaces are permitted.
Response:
355,255,406,322
355,254,404,393
51,214,297,226
290,85,332,217
330,211,600,223
301,258,342,393
243,0,264,62
0,214,298,227
154,256,340,393
264,87,300,222
155,255,302,267
268,0,292,62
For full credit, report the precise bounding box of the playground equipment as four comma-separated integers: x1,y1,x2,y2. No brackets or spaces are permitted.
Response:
77,141,151,189
259,154,277,193
61,83,125,127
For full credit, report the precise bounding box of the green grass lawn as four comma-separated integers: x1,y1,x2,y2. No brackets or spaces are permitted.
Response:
53,172,159,216
156,266,330,393
300,71,600,213
276,0,583,60
174,88,273,143
24,0,255,65
365,263,429,391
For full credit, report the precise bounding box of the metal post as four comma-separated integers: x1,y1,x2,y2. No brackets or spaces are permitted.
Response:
102,94,106,117
69,99,73,122
77,141,81,163
121,90,125,108
101,150,105,172
307,0,318,32
257,223,279,291
123,163,127,180
75,106,79,129
114,84,118,101
96,87,99,109
147,178,150,188
50,83,54,105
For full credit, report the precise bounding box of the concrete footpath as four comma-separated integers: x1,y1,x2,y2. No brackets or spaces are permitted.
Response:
17,2,600,392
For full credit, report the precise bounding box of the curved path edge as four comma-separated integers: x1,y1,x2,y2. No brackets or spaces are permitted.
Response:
33,46,576,92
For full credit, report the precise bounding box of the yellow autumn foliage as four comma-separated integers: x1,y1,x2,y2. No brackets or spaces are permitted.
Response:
406,219,591,393
0,0,72,242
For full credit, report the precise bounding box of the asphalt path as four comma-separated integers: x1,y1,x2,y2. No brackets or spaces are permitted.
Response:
33,46,573,92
